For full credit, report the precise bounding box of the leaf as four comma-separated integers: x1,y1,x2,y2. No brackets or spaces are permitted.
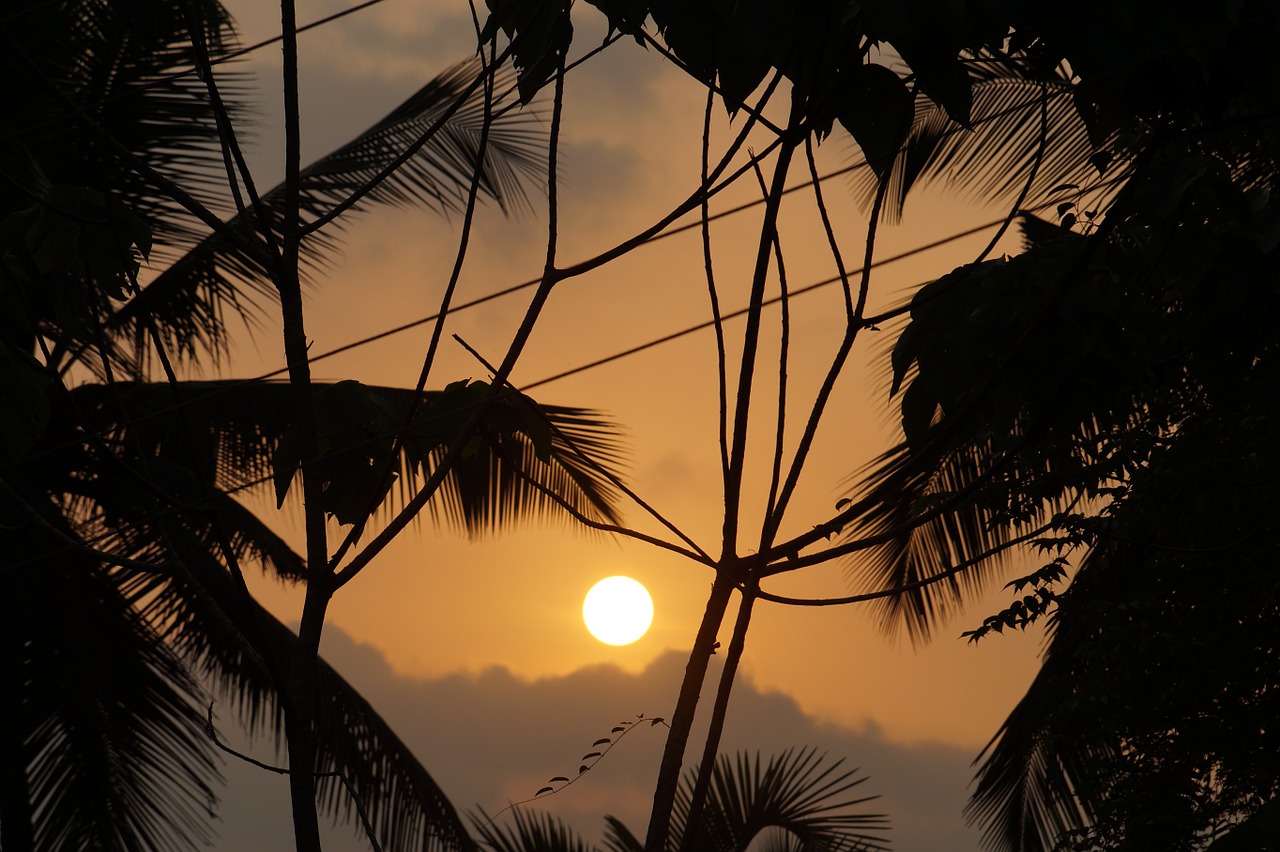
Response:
836,63,914,179
1072,77,1128,149
579,765,590,774
649,0,717,85
510,392,555,462
583,0,649,42
581,751,602,760
890,320,920,397
272,429,302,508
611,726,627,733
905,49,974,127
485,0,573,104
535,786,554,796
592,738,611,746
900,380,938,449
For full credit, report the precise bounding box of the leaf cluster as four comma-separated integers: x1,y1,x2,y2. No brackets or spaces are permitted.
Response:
960,557,1067,642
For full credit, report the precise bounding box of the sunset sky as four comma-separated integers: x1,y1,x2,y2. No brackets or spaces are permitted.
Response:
198,2,1052,849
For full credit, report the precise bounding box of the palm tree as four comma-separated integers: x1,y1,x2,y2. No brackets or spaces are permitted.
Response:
836,8,1280,849
471,749,890,852
0,1,625,849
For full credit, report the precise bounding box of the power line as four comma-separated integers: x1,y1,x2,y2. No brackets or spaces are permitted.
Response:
522,213,1016,391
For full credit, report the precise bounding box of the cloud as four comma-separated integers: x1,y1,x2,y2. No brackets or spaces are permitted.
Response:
210,627,986,851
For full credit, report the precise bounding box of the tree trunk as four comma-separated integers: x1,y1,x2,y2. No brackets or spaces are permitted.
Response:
644,571,735,852
677,587,754,852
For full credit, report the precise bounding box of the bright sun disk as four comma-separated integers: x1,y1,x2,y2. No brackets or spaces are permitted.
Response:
583,576,653,646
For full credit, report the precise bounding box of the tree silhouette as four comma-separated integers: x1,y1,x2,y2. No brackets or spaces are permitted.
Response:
0,1,624,849
489,1,1280,850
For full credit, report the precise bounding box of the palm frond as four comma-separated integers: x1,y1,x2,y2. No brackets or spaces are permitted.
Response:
68,379,627,535
3,0,250,375
102,528,480,852
841,223,1153,643
0,497,220,851
107,56,547,367
471,808,595,852
964,654,1103,852
602,815,644,852
671,748,890,852
963,541,1132,852
850,53,1117,223
305,618,480,852
839,439,1017,644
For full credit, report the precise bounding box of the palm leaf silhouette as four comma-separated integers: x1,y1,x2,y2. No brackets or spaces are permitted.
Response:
106,56,546,368
849,53,1117,224
468,749,888,852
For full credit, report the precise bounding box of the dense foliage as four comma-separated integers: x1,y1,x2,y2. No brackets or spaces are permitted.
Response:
493,0,1280,848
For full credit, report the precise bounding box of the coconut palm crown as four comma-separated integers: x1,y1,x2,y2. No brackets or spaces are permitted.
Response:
0,1,626,850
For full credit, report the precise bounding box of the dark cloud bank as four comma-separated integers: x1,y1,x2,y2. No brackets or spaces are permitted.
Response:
212,629,987,851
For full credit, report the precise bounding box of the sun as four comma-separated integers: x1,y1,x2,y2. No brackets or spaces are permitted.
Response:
583,576,654,646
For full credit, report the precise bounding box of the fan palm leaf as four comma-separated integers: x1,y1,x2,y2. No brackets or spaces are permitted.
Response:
602,815,644,852
473,809,597,852
670,748,889,852
470,749,888,852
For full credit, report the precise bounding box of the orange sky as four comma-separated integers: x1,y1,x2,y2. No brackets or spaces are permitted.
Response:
200,2,1052,849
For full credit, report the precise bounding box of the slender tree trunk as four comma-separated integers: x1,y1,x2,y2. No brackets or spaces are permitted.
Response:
285,582,331,852
644,571,736,852
677,586,755,852
273,0,331,846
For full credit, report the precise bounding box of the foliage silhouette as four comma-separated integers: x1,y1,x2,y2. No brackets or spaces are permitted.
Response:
0,1,624,849
473,749,889,852
832,3,1280,849
489,1,1280,850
